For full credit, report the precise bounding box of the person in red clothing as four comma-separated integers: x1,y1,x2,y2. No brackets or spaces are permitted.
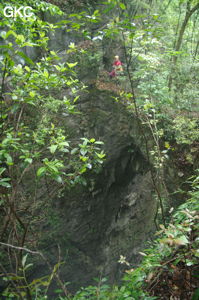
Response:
109,55,123,78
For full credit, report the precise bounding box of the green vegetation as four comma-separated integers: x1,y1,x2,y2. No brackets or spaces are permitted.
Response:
67,179,199,300
0,0,198,299
2,179,198,299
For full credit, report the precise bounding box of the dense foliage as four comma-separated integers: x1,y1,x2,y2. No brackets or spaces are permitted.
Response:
66,178,199,300
0,0,199,299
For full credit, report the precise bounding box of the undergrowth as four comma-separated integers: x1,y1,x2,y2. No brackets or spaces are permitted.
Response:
2,172,198,299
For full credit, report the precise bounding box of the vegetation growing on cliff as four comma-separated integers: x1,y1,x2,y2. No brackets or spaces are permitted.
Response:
0,0,199,299
66,180,199,300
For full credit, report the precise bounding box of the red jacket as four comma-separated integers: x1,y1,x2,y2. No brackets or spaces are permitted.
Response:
113,60,123,71
113,60,122,66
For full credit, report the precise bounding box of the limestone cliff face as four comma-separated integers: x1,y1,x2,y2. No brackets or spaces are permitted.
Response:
1,15,156,292
33,88,156,292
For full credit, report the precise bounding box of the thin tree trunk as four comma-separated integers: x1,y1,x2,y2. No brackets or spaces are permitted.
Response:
168,2,199,89
175,3,199,56
193,39,199,61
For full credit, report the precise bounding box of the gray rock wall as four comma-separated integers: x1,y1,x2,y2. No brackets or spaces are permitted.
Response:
32,88,156,293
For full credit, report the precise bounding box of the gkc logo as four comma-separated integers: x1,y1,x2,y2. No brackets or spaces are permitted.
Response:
3,6,34,18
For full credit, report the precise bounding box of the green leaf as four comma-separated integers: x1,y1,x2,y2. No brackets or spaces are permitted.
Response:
53,175,63,183
0,168,6,175
16,34,25,44
22,254,28,267
62,148,69,153
54,289,62,294
1,30,15,39
29,91,35,98
71,148,78,155
175,235,189,245
37,167,46,177
94,141,104,145
186,260,194,266
43,69,49,78
80,167,87,174
67,62,78,68
61,141,69,147
15,51,34,65
96,152,105,159
119,3,126,10
49,145,58,154
0,45,13,50
80,149,88,156
5,153,13,165
24,158,33,164
24,263,33,271
69,42,76,49
50,50,57,56
0,180,11,188
25,66,31,72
